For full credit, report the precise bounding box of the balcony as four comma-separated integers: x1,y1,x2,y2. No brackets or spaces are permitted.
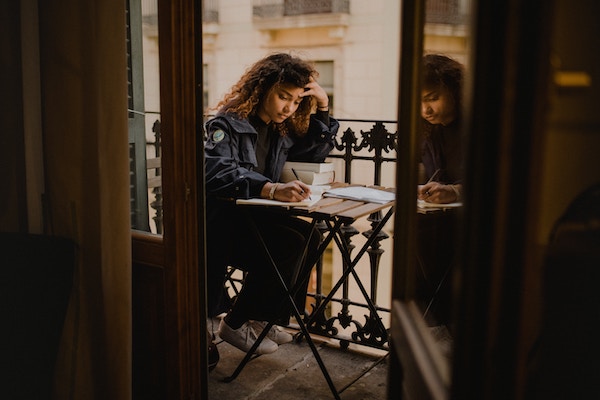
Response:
252,0,350,32
135,118,422,397
253,0,350,18
425,0,470,25
203,0,219,23
141,118,397,342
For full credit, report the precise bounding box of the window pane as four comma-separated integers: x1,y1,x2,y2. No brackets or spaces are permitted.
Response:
128,0,162,234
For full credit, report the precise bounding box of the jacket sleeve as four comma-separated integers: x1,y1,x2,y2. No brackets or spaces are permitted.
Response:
287,114,339,162
204,118,269,199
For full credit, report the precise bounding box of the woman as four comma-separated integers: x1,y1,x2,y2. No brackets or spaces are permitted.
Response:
204,53,339,354
417,54,464,204
415,54,465,326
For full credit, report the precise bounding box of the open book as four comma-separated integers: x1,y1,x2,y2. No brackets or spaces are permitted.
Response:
417,199,462,208
235,185,328,208
236,196,320,208
323,186,395,204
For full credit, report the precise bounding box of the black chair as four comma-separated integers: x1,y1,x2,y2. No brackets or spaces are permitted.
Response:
525,183,600,399
221,212,342,400
0,233,76,400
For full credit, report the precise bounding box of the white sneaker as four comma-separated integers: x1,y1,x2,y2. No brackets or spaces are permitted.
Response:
217,319,278,355
250,320,294,345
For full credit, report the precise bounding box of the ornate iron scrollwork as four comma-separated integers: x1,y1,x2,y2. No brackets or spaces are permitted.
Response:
302,119,397,351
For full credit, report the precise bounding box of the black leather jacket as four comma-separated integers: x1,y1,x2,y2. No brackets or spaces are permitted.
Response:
204,112,339,200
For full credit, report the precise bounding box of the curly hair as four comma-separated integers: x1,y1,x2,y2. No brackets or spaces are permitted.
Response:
214,52,318,137
421,54,464,136
422,54,463,114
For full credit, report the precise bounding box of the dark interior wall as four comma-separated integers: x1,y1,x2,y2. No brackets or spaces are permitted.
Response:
0,0,27,232
536,0,600,242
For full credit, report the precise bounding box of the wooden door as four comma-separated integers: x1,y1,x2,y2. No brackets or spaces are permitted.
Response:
131,0,207,399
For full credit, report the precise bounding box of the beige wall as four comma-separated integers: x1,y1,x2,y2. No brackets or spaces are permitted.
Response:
203,0,407,120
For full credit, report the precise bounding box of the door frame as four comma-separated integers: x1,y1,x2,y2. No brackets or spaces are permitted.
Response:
132,0,206,398
389,0,554,399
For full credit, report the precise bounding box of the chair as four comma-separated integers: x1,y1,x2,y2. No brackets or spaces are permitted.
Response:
221,211,342,400
525,183,600,399
0,233,76,400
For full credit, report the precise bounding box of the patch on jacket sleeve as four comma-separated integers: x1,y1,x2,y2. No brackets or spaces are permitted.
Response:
212,129,225,142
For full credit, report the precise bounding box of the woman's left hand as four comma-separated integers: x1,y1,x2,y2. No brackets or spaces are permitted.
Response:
301,77,329,109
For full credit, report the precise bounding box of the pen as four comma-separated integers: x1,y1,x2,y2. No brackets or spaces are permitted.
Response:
291,168,301,181
424,169,440,197
426,168,441,184
292,168,311,200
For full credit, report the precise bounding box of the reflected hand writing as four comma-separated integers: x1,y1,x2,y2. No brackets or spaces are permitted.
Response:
418,182,458,204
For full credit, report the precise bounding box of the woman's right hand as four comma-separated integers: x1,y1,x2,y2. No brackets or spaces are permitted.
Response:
266,181,312,202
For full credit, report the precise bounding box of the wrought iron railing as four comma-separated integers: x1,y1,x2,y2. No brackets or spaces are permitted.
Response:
426,0,470,25
221,119,398,351
203,0,219,23
304,118,396,350
147,119,163,234
251,0,468,25
142,118,398,351
252,0,350,19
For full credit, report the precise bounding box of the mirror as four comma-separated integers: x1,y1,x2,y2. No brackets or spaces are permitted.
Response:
414,0,472,367
413,0,473,363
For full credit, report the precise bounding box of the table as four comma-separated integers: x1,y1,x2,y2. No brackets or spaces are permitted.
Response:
225,188,395,399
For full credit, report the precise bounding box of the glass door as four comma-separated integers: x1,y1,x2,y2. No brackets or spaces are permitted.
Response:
389,0,473,398
128,0,163,235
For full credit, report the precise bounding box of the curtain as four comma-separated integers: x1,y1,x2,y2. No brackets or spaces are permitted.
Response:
37,0,132,398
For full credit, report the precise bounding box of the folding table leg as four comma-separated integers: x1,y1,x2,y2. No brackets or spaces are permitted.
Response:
302,207,395,341
222,321,271,382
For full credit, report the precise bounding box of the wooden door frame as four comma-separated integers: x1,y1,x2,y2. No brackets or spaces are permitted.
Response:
132,0,206,398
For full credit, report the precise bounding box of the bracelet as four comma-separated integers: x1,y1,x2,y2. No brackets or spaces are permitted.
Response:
268,183,279,200
317,105,329,111
450,184,461,202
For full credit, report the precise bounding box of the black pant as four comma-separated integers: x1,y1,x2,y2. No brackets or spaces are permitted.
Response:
415,211,458,326
207,207,320,326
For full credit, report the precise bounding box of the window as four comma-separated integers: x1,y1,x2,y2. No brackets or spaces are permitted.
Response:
314,60,334,113
127,0,162,234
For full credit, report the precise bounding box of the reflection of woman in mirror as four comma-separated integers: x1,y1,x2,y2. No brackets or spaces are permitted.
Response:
415,54,465,330
417,54,464,204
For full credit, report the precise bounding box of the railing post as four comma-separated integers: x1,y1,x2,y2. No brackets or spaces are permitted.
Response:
335,223,359,348
307,220,330,331
352,213,389,347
